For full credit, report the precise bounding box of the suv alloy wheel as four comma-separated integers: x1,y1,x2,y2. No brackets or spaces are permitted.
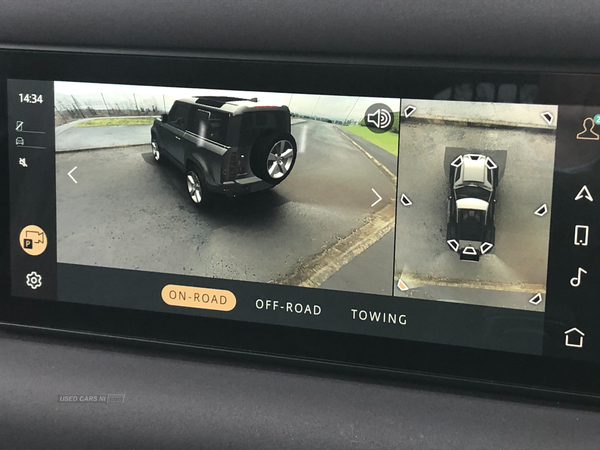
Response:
250,131,297,184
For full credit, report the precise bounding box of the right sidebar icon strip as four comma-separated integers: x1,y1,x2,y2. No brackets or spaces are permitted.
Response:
544,105,600,359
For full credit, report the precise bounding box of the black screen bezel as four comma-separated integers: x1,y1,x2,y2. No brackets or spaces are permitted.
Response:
1,49,599,399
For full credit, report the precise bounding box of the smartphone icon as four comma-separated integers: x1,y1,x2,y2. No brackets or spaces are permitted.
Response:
574,225,589,246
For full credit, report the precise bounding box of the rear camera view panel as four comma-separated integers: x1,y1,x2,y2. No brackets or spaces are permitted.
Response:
55,82,399,295
395,100,557,311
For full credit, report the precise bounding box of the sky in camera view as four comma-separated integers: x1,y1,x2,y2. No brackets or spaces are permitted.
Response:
55,81,399,123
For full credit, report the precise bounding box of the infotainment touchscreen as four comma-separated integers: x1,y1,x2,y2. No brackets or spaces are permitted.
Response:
3,53,600,397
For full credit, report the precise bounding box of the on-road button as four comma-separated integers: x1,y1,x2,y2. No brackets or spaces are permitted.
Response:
161,284,236,311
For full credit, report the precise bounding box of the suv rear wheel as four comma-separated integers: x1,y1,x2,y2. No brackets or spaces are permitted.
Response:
151,137,162,163
250,131,297,184
186,165,212,206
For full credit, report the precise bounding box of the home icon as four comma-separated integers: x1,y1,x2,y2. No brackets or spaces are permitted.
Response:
564,328,585,348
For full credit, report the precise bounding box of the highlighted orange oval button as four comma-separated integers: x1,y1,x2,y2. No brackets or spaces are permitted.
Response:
161,284,236,311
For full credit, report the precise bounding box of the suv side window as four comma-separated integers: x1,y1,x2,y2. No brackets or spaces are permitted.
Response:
168,102,190,130
188,108,229,145
454,164,462,182
207,112,228,145
188,108,210,136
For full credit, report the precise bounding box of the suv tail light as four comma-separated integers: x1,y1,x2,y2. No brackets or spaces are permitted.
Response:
227,152,238,181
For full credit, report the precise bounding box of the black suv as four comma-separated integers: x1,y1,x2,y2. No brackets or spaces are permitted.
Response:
446,154,498,261
151,96,297,205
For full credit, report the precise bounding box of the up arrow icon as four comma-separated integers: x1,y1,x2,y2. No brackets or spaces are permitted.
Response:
575,185,594,202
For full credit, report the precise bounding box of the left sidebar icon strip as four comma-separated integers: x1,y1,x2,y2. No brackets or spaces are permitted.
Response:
8,79,58,300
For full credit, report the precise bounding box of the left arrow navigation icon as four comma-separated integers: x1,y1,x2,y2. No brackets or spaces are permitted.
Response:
68,166,78,184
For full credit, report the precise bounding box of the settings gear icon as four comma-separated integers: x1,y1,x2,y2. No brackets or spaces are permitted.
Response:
26,271,42,290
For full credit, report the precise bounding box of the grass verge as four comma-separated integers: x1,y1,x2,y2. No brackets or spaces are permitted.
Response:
75,117,156,127
343,125,399,155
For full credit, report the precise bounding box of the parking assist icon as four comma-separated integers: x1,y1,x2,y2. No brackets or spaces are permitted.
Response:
19,225,48,256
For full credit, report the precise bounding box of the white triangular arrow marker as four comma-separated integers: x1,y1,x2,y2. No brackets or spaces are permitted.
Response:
480,242,494,254
575,185,593,202
529,293,543,305
400,194,412,206
371,188,382,207
541,112,554,125
447,239,459,252
397,279,409,291
451,155,463,167
462,246,477,255
404,105,416,118
485,157,498,170
534,204,548,216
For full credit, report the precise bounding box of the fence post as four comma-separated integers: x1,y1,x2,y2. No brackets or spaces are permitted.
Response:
133,93,140,115
101,93,112,116
71,95,86,119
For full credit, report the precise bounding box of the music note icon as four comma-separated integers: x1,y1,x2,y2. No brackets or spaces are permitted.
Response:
570,267,587,287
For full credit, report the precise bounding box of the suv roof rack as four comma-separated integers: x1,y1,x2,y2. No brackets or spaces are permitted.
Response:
193,96,257,108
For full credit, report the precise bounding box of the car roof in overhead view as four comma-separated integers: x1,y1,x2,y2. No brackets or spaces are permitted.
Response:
461,154,487,182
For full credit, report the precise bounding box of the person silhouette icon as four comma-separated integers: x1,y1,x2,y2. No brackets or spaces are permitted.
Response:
576,117,600,140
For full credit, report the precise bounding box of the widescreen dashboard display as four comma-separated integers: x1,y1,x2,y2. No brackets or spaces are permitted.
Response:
6,77,599,364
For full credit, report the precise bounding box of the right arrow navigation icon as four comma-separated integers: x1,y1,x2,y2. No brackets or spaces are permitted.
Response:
575,185,593,202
